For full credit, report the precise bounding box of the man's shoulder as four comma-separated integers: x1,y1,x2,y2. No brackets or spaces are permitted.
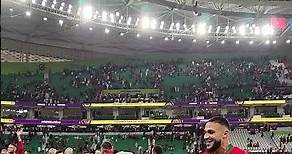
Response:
231,146,248,154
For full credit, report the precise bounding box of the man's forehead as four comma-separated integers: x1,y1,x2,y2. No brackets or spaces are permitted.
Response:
204,122,224,130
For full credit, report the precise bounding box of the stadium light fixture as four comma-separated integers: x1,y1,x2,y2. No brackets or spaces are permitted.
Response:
102,11,107,21
89,27,93,31
32,0,36,4
151,19,157,30
249,40,254,45
119,32,124,36
51,4,55,9
272,40,277,44
206,40,210,44
25,11,31,16
221,40,225,44
178,38,182,42
77,7,81,16
61,2,65,6
53,0,56,4
9,8,13,12
41,0,46,6
116,12,120,17
164,37,169,41
169,23,174,31
224,26,229,33
58,19,63,26
105,28,110,34
110,13,115,23
59,6,64,11
192,39,197,43
265,40,270,45
261,24,273,35
191,24,196,33
136,33,140,38
160,21,164,30
255,26,260,35
216,26,220,34
286,40,291,44
149,36,153,40
176,22,180,31
239,25,246,35
232,26,236,34
183,24,187,31
82,6,93,20
141,16,150,29
135,18,140,26
197,23,206,35
43,17,47,21
208,25,212,33
119,16,123,24
127,16,132,25
75,24,79,27
235,40,239,44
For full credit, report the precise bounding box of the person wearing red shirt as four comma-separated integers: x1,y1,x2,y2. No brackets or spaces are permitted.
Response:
7,128,24,154
201,116,248,154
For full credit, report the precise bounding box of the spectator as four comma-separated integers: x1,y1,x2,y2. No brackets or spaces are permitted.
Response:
152,145,163,154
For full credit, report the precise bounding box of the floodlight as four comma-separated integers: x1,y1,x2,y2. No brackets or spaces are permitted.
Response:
272,40,276,44
208,25,212,33
235,40,239,44
178,38,182,42
164,37,169,41
105,28,109,34
149,36,153,40
216,26,220,33
221,40,225,44
286,40,291,44
58,19,63,26
239,25,246,35
43,17,47,21
82,6,93,20
224,26,229,33
102,11,107,21
127,16,132,25
249,40,254,45
25,11,31,16
136,33,140,37
141,16,150,29
151,19,157,29
160,21,164,29
9,8,13,12
197,23,206,35
89,27,93,31
265,40,270,44
176,22,180,31
120,32,124,36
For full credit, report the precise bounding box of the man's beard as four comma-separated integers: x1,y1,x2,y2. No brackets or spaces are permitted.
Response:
206,139,222,152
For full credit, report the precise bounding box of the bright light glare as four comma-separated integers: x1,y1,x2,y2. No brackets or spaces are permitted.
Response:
191,24,195,33
192,39,197,43
25,11,31,16
169,23,174,30
265,40,270,44
82,6,93,20
176,22,180,31
149,36,153,40
208,25,212,33
41,0,46,6
89,27,93,31
127,17,132,25
120,32,124,36
136,33,140,37
224,26,229,33
141,16,150,29
102,11,107,21
51,4,55,9
32,0,36,4
135,18,140,26
164,37,169,41
61,2,65,6
110,13,115,23
272,40,277,44
235,40,239,44
178,38,182,42
9,8,13,12
249,40,254,45
286,40,291,44
43,17,47,21
53,0,56,4
105,28,110,34
261,24,274,35
58,19,63,26
206,40,210,44
151,19,157,29
255,26,260,35
239,25,246,35
221,40,225,44
197,23,206,35
216,26,220,33
160,21,164,30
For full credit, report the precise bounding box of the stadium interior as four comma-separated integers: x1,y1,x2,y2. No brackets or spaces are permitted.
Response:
1,0,292,154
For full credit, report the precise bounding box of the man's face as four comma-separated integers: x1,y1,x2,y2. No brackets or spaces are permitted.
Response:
204,122,228,152
7,144,16,153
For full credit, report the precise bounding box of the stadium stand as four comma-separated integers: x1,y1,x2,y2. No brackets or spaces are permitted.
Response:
1,49,71,63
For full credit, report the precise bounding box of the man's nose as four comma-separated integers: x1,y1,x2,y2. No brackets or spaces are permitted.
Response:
204,133,210,139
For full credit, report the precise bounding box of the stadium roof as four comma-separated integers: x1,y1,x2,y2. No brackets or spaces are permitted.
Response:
1,0,292,57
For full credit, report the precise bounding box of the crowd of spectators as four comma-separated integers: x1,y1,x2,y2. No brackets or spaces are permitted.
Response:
1,57,292,103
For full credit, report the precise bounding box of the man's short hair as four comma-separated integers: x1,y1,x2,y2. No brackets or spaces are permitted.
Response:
101,141,113,151
207,116,230,130
153,145,163,154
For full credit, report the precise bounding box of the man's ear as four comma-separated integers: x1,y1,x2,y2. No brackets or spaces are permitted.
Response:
223,129,229,139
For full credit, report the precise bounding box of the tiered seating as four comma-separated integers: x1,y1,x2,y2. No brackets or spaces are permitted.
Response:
230,129,276,151
1,49,71,62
